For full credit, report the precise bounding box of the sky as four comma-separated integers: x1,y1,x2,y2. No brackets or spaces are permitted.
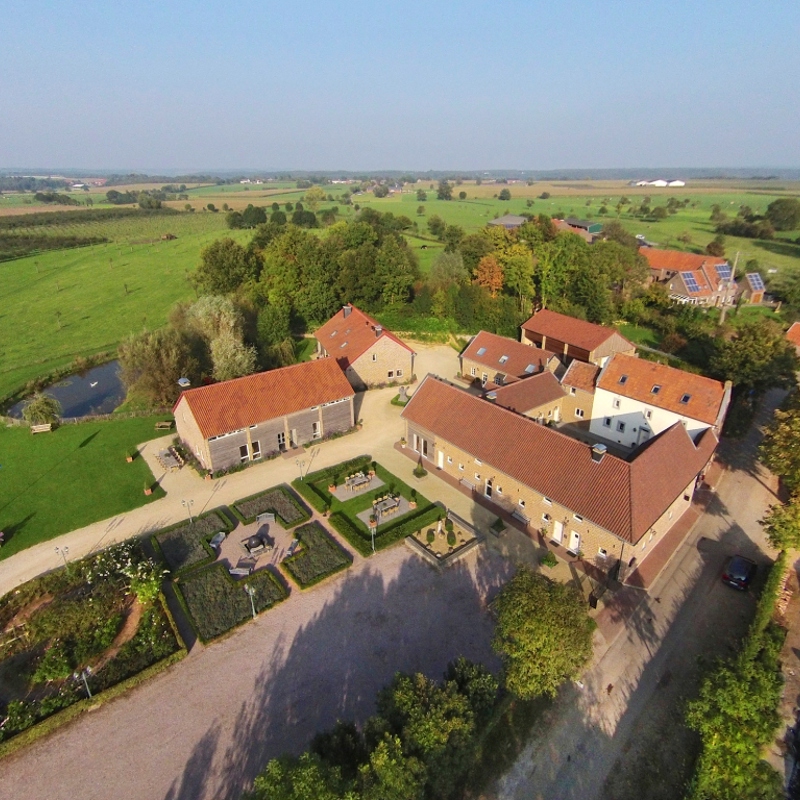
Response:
1,0,799,172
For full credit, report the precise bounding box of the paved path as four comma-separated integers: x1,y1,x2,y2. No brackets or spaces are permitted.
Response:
493,388,786,800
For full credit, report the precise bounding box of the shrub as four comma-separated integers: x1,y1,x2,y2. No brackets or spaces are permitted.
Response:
445,518,454,533
447,531,456,547
233,485,308,527
540,551,558,568
426,529,435,544
151,510,230,574
413,464,428,478
282,522,352,588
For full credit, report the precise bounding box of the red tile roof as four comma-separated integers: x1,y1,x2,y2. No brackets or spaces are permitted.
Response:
490,371,564,413
461,331,557,385
174,359,354,440
402,376,716,543
640,247,728,273
787,322,800,348
521,309,632,353
314,304,414,369
561,361,600,393
597,353,727,425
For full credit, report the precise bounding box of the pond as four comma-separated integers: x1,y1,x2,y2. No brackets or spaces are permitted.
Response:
9,360,126,419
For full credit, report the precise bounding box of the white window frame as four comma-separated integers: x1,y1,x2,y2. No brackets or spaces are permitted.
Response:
613,398,621,409
447,456,453,464
575,408,584,418
543,496,552,505
603,417,612,428
458,463,464,471
617,421,626,433
371,353,377,362
470,366,477,377
396,368,403,377
518,499,526,508
387,370,394,378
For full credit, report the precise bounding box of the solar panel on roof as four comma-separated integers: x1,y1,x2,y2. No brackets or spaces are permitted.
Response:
747,273,765,291
681,271,701,292
715,265,732,280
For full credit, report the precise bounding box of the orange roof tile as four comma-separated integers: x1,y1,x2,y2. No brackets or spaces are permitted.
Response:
490,371,564,413
597,353,727,425
561,361,600,393
461,331,557,384
521,309,632,353
786,322,800,348
640,247,728,273
314,304,414,369
402,376,716,542
175,359,353,440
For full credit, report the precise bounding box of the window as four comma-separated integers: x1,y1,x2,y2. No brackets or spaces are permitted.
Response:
680,394,692,404
475,458,482,466
396,369,403,377
249,424,257,429
481,373,488,385
474,473,481,481
499,355,509,365
525,364,536,374
387,371,394,378
458,463,464,471
651,384,661,395
542,512,551,522
569,387,576,395
617,421,626,432
573,513,584,522
239,444,249,463
644,409,652,420
603,417,612,428
613,398,621,409
311,421,321,440
598,547,608,558
543,496,552,505
470,367,477,377
575,408,584,419
251,440,261,459
372,353,377,362
618,375,628,385
518,499,526,508
496,486,503,495
447,456,452,464
476,347,487,356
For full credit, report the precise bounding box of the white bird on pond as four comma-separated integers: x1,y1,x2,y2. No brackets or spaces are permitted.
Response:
90,381,98,388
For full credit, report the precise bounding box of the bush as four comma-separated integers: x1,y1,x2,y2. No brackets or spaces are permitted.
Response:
413,464,428,478
151,510,231,574
426,529,435,544
282,522,352,588
292,478,328,513
233,485,308,527
330,505,442,557
447,530,456,547
540,551,558,568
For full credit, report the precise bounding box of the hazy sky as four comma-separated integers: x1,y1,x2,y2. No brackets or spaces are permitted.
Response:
2,0,799,171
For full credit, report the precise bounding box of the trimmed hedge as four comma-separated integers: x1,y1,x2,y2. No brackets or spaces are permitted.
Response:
281,522,352,588
292,478,328,514
232,484,309,527
150,509,233,575
302,455,372,487
176,563,288,643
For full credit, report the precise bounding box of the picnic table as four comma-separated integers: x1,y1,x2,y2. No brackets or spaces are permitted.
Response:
374,496,400,518
346,473,371,491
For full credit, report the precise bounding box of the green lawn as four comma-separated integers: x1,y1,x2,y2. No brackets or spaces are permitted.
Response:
0,416,169,558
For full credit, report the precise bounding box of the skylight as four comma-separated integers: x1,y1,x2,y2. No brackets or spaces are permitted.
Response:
499,355,509,364
476,347,487,356
618,375,628,385
680,394,692,404
651,385,661,394
524,364,535,374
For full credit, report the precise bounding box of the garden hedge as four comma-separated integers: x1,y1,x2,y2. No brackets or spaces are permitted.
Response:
150,508,233,575
281,522,352,588
231,484,309,527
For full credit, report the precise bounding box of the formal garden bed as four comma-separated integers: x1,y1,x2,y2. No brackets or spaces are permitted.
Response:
150,509,233,575
292,456,443,557
231,484,309,527
0,541,184,753
175,563,288,643
408,511,482,568
281,522,352,588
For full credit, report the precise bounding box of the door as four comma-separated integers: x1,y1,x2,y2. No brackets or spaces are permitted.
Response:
251,440,261,460
277,431,286,451
568,530,581,553
553,406,561,423
290,428,297,448
551,520,563,544
485,478,493,498
422,439,428,458
437,450,444,469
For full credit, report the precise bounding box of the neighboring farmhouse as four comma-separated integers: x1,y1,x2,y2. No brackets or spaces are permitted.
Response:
487,214,528,230
315,304,415,390
641,248,737,306
786,322,800,356
174,359,355,473
589,353,731,448
740,272,766,305
559,360,601,425
521,309,635,367
460,330,559,389
402,375,717,572
487,370,565,421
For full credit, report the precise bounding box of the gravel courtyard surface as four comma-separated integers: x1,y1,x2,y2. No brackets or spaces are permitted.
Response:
0,544,510,800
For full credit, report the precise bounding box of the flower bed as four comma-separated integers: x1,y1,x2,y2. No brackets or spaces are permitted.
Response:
176,563,288,642
281,522,352,588
151,510,231,574
232,485,308,527
0,542,183,747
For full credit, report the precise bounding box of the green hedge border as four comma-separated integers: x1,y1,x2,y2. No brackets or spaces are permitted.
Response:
230,483,310,528
281,522,353,589
174,562,289,644
0,594,187,760
149,507,234,576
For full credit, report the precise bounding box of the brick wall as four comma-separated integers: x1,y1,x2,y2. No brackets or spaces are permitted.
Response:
175,396,212,469
347,336,414,388
559,387,594,424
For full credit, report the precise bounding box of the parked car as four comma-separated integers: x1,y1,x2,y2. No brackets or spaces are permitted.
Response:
721,555,757,590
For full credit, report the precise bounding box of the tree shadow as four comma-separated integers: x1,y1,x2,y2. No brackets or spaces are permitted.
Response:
78,431,100,449
0,513,36,548
754,239,800,259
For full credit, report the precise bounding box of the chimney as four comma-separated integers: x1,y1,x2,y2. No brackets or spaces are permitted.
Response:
343,304,351,318
375,325,383,338
591,443,607,463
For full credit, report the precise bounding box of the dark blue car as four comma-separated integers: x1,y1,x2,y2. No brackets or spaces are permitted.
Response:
722,555,757,590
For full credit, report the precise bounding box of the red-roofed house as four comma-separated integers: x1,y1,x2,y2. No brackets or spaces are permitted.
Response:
786,322,800,356
314,304,415,390
520,309,635,367
460,330,559,389
559,360,600,424
641,247,737,306
589,353,731,448
488,371,565,420
174,359,355,473
401,376,716,570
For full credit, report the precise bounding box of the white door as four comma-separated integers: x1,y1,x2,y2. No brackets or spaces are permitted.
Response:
437,450,444,469
568,530,581,553
552,520,563,544
553,406,560,423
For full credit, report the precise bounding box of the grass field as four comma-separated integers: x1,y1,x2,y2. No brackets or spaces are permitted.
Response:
0,416,169,559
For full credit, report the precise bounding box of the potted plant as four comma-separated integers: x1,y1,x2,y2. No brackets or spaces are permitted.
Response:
125,449,135,463
399,437,407,448
447,530,456,548
369,514,377,527
426,529,435,545
143,482,153,496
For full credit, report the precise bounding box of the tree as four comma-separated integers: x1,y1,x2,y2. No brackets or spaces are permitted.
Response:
765,197,800,231
303,185,327,211
416,205,425,216
246,753,345,800
242,204,267,227
760,395,800,492
427,215,446,238
474,255,503,297
760,497,800,550
705,234,726,257
429,252,468,291
436,180,452,201
458,232,494,273
359,735,426,800
373,184,390,198
492,568,594,699
711,318,798,389
458,191,467,200
538,191,550,199
210,331,257,381
186,294,243,340
504,252,535,312
498,188,511,201
193,238,260,295
416,189,427,202
442,224,464,253
22,392,62,425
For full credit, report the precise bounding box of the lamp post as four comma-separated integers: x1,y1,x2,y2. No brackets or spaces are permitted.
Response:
54,546,69,567
295,458,306,482
74,666,92,698
182,498,194,524
244,584,257,619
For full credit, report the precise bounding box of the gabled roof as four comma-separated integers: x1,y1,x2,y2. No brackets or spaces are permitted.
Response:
521,309,632,353
596,353,726,425
461,331,556,384
786,322,800,348
561,361,600,393
640,247,728,274
402,376,716,543
174,359,353,440
314,304,414,369
489,371,564,413
487,214,527,228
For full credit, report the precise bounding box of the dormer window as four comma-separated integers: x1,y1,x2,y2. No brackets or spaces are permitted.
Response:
651,385,661,395
618,375,628,385
499,355,509,365
680,394,692,404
